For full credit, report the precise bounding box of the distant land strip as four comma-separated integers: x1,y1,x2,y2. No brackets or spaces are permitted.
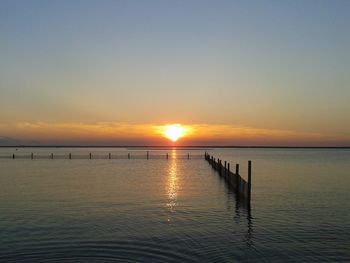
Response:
0,145,349,149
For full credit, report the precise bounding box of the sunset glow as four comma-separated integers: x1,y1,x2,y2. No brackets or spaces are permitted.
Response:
162,124,187,142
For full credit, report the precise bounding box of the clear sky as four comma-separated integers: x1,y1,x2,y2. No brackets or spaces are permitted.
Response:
0,0,349,146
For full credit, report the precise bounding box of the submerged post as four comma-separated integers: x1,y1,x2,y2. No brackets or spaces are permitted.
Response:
248,160,252,202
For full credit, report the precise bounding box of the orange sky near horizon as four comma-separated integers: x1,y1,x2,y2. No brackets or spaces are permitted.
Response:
0,122,348,146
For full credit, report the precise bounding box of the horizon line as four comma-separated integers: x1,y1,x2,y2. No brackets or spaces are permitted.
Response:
0,145,349,149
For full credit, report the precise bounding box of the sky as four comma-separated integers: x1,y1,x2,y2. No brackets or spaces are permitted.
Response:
0,0,349,146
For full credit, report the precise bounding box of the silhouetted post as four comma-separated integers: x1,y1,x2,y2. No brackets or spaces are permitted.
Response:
89,153,92,159
69,153,72,159
166,153,168,159
220,160,223,175
31,152,33,159
248,160,252,202
221,160,224,176
187,153,190,159
12,154,15,159
224,161,227,178
221,160,223,175
236,164,240,192
51,153,53,159
227,163,230,183
109,153,111,159
147,151,149,160
128,153,130,159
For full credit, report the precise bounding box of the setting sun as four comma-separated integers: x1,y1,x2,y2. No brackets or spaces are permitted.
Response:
162,124,187,142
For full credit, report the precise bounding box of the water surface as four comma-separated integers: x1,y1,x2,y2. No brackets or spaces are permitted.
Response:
0,148,349,262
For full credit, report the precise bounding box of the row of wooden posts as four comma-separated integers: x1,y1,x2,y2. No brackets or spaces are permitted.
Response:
6,151,201,160
205,152,252,203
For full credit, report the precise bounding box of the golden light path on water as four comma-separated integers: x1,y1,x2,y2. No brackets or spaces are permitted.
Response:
166,150,179,222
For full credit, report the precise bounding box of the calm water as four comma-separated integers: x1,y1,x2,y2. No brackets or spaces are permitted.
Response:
0,148,349,262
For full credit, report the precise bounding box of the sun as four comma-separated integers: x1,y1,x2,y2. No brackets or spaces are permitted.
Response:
162,124,187,142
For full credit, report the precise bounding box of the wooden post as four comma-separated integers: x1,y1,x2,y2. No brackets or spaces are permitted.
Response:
31,152,34,159
109,153,111,159
221,160,224,176
187,153,190,159
220,160,223,175
69,153,72,159
128,153,130,159
248,160,252,202
12,153,15,159
147,151,149,160
51,153,53,159
224,161,227,178
236,163,240,193
227,163,230,183
89,153,92,159
166,153,168,159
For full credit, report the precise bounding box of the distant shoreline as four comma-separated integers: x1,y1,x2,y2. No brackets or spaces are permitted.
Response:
0,145,349,149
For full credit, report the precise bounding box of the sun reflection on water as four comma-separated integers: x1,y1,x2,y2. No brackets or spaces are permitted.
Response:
166,150,179,222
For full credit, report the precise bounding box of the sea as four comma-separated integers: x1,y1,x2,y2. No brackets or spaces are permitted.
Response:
0,147,349,262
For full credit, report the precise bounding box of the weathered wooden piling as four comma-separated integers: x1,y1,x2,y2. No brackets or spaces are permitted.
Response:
128,153,130,159
248,160,252,201
236,164,240,192
147,151,149,160
224,161,227,178
31,152,34,159
89,153,92,159
51,153,53,159
109,153,111,159
227,163,230,183
69,153,72,159
205,152,252,203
